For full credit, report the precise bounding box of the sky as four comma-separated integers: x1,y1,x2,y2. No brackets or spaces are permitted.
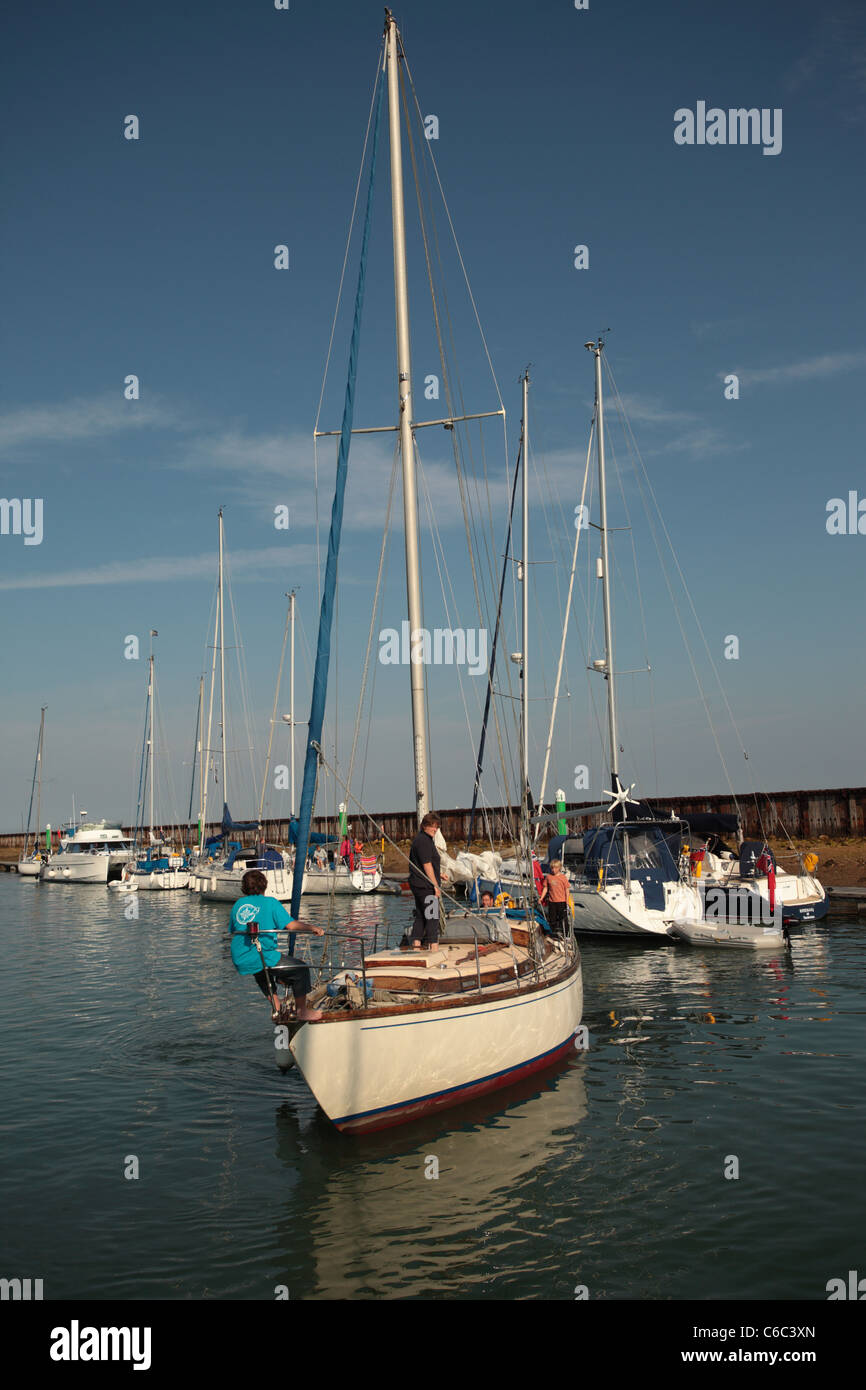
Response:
1,0,865,835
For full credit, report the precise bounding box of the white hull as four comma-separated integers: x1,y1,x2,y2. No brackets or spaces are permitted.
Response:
301,864,382,895
41,854,110,884
16,859,42,877
135,868,190,890
698,867,827,923
190,864,294,902
190,861,380,900
671,920,787,949
570,880,702,938
290,956,582,1134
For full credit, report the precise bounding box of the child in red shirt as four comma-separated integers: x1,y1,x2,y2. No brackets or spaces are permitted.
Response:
541,859,569,937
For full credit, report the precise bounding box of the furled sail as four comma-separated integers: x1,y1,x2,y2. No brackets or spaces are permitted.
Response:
289,66,386,940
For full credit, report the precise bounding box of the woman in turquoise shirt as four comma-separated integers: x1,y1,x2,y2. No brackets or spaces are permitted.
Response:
230,870,324,1020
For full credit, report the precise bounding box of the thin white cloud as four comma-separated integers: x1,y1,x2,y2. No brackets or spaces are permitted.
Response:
175,426,519,531
655,428,751,460
0,544,316,591
0,395,185,454
731,351,866,386
689,316,748,342
606,392,695,426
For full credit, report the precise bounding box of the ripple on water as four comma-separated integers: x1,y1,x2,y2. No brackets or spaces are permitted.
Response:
1,878,864,1298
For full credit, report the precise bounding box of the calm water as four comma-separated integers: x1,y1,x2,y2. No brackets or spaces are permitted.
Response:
0,874,862,1301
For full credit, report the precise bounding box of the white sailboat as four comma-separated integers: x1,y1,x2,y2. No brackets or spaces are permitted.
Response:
188,512,293,900
285,15,582,1134
542,340,826,937
543,340,705,939
17,707,46,877
299,857,383,894
112,638,191,892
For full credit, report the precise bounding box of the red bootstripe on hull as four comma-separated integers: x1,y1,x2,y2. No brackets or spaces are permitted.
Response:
333,1035,577,1135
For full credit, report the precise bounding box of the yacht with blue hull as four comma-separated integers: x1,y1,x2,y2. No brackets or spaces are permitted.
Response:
689,838,827,926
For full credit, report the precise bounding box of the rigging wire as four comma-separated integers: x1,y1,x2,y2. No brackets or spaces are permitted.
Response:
258,596,293,824
535,420,594,833
223,549,260,817
398,61,495,652
603,357,758,832
415,438,516,849
313,52,384,607
346,446,400,797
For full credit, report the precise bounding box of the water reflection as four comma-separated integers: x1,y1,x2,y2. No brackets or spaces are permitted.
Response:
271,1055,587,1298
2,876,860,1300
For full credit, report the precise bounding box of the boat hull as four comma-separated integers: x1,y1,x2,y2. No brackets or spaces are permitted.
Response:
698,873,828,926
301,865,382,895
41,855,110,884
135,868,190,890
16,860,42,877
779,894,828,924
671,921,787,949
289,962,583,1134
569,881,701,938
191,865,295,901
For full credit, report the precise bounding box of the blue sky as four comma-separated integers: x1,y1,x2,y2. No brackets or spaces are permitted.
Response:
2,0,864,834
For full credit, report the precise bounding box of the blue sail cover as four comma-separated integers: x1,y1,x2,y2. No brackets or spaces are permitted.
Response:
287,818,335,848
220,803,258,835
289,66,386,942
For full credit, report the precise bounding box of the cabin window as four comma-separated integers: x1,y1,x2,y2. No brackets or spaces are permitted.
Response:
624,831,664,871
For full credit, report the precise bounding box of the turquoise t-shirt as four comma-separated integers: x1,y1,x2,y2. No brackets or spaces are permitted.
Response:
229,895,293,975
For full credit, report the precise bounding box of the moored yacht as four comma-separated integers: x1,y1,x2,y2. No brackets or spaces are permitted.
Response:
17,707,46,877
190,843,294,902
684,835,827,926
533,341,703,939
41,821,134,883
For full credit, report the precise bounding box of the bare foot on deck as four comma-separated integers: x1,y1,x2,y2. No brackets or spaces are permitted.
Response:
296,1005,323,1022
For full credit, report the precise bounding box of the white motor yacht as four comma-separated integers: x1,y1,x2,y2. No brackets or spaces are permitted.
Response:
41,821,134,884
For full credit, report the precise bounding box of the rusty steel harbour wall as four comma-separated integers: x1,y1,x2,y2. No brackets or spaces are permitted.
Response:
4,788,863,850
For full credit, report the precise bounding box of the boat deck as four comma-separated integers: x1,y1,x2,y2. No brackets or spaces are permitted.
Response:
361,941,539,995
300,932,573,1015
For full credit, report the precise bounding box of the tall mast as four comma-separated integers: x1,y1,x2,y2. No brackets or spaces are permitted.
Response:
197,675,204,828
218,508,227,812
586,338,620,794
24,706,46,855
201,514,221,849
35,707,45,853
289,589,296,817
519,369,530,851
188,675,204,831
260,591,293,825
386,10,429,822
147,641,155,839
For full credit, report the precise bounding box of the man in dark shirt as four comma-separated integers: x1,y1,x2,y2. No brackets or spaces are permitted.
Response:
408,812,442,950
